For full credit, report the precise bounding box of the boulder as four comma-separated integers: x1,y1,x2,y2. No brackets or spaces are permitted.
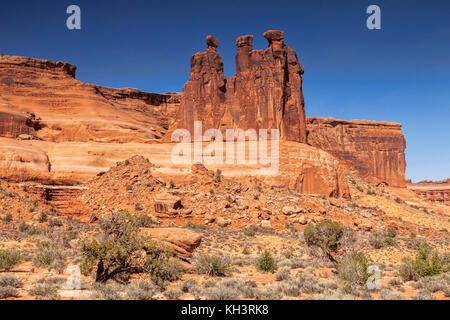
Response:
154,192,183,213
282,206,304,215
142,227,202,258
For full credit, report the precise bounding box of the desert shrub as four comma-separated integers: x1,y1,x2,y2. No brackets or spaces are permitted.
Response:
184,221,208,230
388,277,403,286
256,250,276,273
181,279,199,293
0,274,23,288
80,211,182,284
202,279,217,288
369,231,396,249
399,258,419,281
0,249,21,271
254,286,282,300
2,213,13,223
399,244,444,281
89,282,123,300
338,252,370,285
29,282,60,300
38,211,48,223
36,277,66,288
275,267,292,281
297,276,324,294
240,280,258,299
417,273,450,296
243,226,257,237
379,288,406,300
276,280,300,297
0,286,19,299
32,241,66,273
386,227,398,238
125,281,158,300
214,170,222,183
195,254,231,276
164,288,183,300
413,290,436,300
205,286,239,300
304,220,344,254
277,259,293,268
146,252,183,287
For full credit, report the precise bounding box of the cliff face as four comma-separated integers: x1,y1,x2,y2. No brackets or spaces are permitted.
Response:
0,55,180,143
168,31,307,142
407,179,450,205
306,117,406,187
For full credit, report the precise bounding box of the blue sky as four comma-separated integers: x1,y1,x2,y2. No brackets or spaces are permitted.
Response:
1,0,449,182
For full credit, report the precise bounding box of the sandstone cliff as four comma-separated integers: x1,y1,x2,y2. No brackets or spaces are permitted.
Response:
306,117,406,187
407,179,450,205
0,55,180,143
167,31,307,142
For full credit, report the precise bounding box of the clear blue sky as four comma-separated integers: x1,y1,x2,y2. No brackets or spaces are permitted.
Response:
1,0,449,182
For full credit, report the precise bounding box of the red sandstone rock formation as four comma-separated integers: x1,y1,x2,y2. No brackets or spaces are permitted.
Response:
306,117,406,187
0,55,180,144
167,31,307,143
168,35,228,137
407,179,450,205
226,31,306,142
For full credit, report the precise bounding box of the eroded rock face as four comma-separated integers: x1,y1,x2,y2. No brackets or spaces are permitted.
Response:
407,179,450,205
0,55,180,143
141,227,202,258
306,117,406,187
0,138,51,183
168,35,228,137
168,31,307,143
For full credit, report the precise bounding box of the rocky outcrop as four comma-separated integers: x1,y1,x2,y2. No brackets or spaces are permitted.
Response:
0,55,76,78
168,35,228,137
0,55,180,143
407,179,450,205
225,31,306,142
306,117,406,187
141,228,202,258
167,31,307,143
0,111,40,139
0,138,51,183
267,142,350,198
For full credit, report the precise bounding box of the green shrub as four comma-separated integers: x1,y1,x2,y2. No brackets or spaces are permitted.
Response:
0,249,21,271
304,220,344,253
338,252,370,285
256,250,276,273
400,243,444,282
195,254,231,276
81,211,182,284
2,213,13,223
32,241,66,272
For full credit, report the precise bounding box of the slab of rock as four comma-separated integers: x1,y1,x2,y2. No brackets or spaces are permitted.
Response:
282,205,304,215
141,227,202,258
154,192,183,213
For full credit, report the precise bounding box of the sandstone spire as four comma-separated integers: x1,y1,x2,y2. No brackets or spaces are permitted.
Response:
167,30,307,143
